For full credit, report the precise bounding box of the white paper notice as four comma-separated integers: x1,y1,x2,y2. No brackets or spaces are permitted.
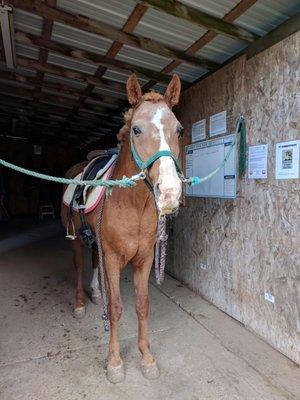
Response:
248,144,268,179
209,111,227,137
192,119,206,142
275,140,300,179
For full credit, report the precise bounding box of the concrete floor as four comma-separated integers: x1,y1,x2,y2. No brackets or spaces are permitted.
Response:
0,221,299,400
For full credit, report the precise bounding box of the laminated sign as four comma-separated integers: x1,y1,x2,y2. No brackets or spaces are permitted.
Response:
275,140,300,179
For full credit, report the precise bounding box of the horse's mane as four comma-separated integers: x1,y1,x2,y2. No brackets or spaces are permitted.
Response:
117,91,164,142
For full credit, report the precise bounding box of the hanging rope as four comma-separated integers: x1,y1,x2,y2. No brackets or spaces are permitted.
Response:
95,198,110,332
154,215,168,285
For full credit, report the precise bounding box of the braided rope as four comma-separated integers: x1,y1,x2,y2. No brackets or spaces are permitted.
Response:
0,158,145,188
95,198,110,332
155,216,168,285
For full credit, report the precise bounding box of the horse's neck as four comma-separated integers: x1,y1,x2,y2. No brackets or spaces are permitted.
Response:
114,139,137,179
113,139,151,208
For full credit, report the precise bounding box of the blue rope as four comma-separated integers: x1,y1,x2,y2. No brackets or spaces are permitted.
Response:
186,116,245,186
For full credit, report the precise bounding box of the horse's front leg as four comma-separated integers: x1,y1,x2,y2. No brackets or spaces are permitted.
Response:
132,253,160,380
105,252,125,384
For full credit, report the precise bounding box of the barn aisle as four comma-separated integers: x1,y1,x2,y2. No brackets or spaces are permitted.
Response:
0,222,299,400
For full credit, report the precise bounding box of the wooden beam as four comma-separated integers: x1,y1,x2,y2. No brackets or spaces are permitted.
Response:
246,12,300,59
0,103,119,134
67,4,147,131
142,0,258,91
0,69,120,105
16,57,127,93
15,31,191,85
34,0,56,100
10,0,216,69
0,84,119,118
140,0,258,43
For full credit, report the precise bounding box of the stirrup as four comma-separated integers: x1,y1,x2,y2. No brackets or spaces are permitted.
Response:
66,219,77,240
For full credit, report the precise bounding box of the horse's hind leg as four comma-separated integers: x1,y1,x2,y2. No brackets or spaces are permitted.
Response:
133,255,159,380
105,252,125,383
91,251,101,304
72,238,86,318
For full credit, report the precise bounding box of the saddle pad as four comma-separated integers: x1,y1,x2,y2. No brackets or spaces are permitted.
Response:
63,162,115,214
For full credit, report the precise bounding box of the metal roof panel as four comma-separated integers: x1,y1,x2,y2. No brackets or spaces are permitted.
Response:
134,7,207,51
51,22,113,55
13,9,43,36
57,0,137,28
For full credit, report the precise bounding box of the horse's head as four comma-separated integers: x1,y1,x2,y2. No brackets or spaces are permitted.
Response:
123,74,183,215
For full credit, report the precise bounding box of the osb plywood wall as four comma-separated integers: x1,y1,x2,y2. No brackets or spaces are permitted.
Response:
169,32,300,364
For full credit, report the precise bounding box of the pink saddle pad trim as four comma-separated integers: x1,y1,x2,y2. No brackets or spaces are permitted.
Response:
63,163,115,214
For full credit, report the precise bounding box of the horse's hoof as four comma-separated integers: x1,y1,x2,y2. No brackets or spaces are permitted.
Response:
106,360,125,384
141,360,160,380
73,306,86,319
92,295,102,305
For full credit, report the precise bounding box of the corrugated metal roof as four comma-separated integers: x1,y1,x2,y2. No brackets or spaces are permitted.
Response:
116,45,171,72
173,63,208,83
197,35,247,64
13,9,43,36
52,22,113,55
47,51,98,75
0,62,36,77
44,74,88,90
235,0,300,36
1,0,299,142
56,0,137,28
0,78,34,91
180,0,241,18
102,67,148,85
11,0,299,94
16,43,39,60
93,86,127,99
134,7,207,51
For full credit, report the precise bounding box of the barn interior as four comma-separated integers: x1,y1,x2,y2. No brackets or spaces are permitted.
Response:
0,1,299,399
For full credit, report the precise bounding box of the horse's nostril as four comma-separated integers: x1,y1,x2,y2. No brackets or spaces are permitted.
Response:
154,183,161,196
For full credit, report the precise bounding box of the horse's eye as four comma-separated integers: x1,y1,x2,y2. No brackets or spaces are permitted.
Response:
176,125,183,137
132,126,142,136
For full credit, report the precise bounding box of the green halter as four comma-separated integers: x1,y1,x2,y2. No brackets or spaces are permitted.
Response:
130,134,182,173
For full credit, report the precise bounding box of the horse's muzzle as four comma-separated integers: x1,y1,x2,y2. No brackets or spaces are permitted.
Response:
154,183,182,215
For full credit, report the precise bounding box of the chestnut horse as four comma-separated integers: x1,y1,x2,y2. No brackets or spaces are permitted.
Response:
61,74,183,383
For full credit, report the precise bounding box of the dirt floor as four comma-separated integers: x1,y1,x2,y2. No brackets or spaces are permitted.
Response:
0,220,299,400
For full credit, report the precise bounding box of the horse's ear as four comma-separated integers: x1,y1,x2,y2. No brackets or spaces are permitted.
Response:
164,74,181,108
126,74,142,106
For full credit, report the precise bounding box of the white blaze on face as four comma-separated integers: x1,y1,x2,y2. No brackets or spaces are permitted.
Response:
151,107,182,212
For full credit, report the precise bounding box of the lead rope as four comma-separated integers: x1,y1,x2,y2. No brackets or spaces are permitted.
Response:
154,215,168,285
95,198,110,332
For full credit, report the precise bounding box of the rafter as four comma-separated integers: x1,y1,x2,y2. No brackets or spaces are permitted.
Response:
65,4,148,131
9,0,215,69
15,31,192,86
33,0,56,101
140,0,257,43
0,70,120,105
142,0,259,91
16,57,127,95
246,11,300,59
0,88,120,124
